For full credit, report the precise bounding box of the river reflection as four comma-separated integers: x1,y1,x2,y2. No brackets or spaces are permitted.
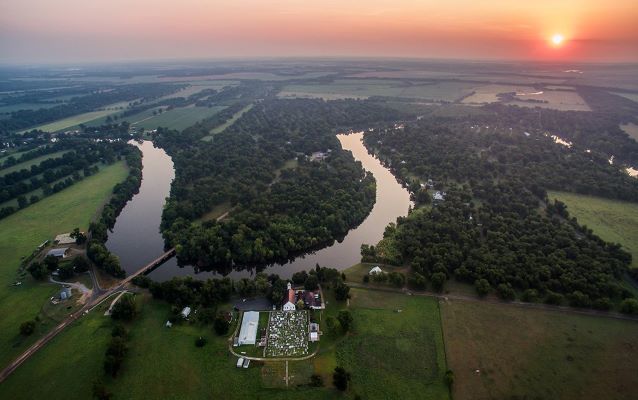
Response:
106,134,412,281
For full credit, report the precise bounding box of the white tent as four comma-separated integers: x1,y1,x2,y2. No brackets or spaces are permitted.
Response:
369,266,383,275
238,311,259,345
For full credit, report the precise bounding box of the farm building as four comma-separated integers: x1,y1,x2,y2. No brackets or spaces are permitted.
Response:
54,233,78,245
238,311,259,345
46,247,70,259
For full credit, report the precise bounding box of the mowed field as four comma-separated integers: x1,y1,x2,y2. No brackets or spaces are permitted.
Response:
201,103,254,141
131,105,226,131
548,191,638,268
278,79,475,102
334,288,450,400
24,100,132,133
441,299,638,400
0,161,128,369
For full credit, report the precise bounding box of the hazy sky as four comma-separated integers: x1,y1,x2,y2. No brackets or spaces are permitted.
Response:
1,0,637,63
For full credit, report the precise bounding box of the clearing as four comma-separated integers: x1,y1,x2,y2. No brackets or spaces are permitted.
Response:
547,191,638,268
24,100,133,133
202,103,254,141
0,161,128,369
441,299,638,400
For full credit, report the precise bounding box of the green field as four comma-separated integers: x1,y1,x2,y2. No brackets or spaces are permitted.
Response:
24,101,132,133
159,81,237,99
278,79,475,102
462,84,591,111
0,161,128,369
548,191,638,267
335,288,450,400
0,102,60,114
0,150,70,177
441,299,638,400
131,105,226,131
202,103,254,141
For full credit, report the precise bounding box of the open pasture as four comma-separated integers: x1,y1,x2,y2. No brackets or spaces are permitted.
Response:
278,79,475,102
335,288,450,400
441,299,638,400
24,100,133,133
132,105,226,131
462,84,591,110
548,191,638,268
0,161,128,369
0,150,70,177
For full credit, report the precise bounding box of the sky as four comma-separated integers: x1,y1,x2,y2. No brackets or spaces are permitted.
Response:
1,0,637,63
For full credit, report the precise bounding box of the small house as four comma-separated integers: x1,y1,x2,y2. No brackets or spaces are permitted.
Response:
181,306,191,319
310,332,319,342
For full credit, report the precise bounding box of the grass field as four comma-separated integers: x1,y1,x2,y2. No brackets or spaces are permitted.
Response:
159,81,237,99
202,103,254,140
0,102,60,114
334,288,450,400
278,79,475,102
462,84,591,111
611,92,638,103
441,299,638,400
131,105,226,131
0,150,70,177
24,100,132,133
0,161,128,369
548,191,638,268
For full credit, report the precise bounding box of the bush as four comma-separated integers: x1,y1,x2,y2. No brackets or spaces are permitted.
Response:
474,278,490,297
20,320,36,336
496,283,515,301
131,275,151,288
310,374,324,387
195,336,207,347
334,280,350,301
58,262,75,280
431,272,447,292
620,298,638,314
214,315,230,335
337,310,353,333
545,291,564,305
521,288,539,303
333,367,351,391
388,272,405,287
445,369,454,387
111,295,136,321
27,261,48,280
72,256,90,273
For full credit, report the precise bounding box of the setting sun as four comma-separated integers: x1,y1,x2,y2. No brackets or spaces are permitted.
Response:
552,34,565,46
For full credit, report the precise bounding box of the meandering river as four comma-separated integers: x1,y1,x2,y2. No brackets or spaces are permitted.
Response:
107,133,412,281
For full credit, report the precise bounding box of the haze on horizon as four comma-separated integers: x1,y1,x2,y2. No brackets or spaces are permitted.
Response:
1,0,637,64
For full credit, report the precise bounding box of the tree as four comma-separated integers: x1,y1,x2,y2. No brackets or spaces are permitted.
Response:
195,336,207,347
58,262,75,280
291,270,308,284
27,261,48,280
445,369,455,388
70,227,87,244
334,280,350,301
337,310,353,333
72,256,90,273
431,272,447,293
214,315,230,335
474,278,490,297
17,195,28,209
111,295,136,321
20,320,36,336
333,366,351,391
304,275,319,291
620,298,638,314
497,283,516,301
44,255,59,271
521,288,539,302
388,272,405,288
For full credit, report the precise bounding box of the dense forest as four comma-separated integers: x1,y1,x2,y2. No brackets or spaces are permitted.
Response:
157,98,406,270
362,115,635,307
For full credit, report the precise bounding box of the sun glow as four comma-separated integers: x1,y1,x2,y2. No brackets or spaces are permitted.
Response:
551,34,565,46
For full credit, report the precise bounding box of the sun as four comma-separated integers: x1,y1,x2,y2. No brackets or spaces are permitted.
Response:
551,34,564,46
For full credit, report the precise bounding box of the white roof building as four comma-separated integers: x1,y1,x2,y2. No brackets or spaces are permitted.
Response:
181,306,191,319
238,311,259,345
369,266,383,275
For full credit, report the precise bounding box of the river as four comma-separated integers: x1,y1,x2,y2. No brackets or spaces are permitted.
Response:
107,133,412,281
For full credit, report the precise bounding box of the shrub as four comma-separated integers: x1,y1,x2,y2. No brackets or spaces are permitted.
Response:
20,320,36,336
